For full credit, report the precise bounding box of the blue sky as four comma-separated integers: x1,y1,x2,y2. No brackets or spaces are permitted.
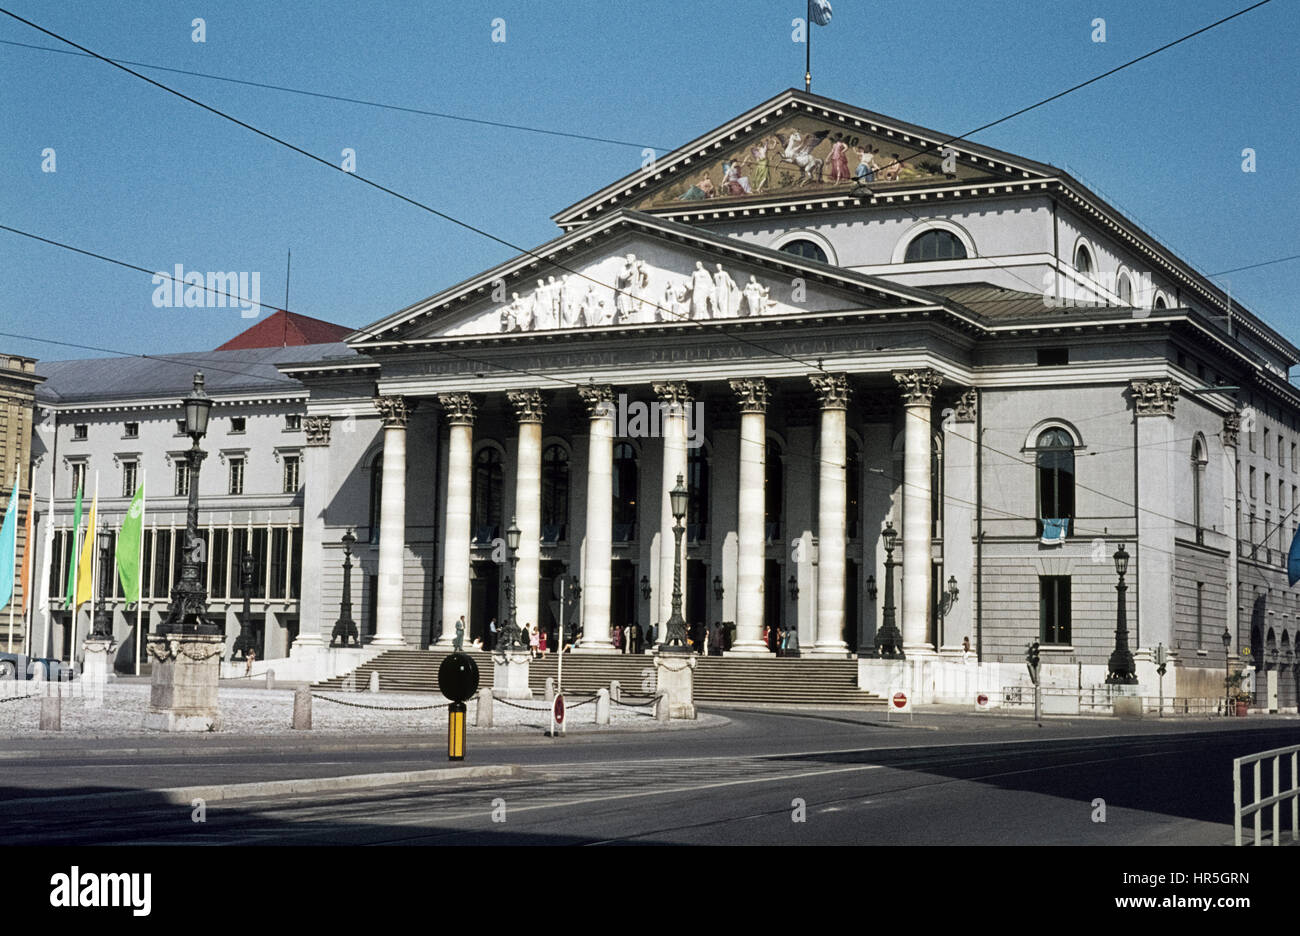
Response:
2,0,1296,361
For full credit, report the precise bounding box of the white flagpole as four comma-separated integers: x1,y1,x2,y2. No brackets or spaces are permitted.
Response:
135,470,146,676
87,471,99,655
23,494,33,659
39,458,53,658
68,486,79,663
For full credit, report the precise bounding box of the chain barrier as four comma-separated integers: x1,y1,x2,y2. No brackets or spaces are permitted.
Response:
490,697,555,712
311,693,450,712
611,695,660,708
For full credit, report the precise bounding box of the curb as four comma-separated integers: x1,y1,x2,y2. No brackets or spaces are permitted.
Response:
0,764,521,810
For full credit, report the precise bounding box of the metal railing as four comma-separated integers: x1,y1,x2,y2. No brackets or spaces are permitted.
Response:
1233,743,1300,846
999,687,1224,715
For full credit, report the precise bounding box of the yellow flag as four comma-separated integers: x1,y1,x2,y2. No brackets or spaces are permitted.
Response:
74,494,97,610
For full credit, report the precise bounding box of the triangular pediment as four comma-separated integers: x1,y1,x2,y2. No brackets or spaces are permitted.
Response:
350,212,943,347
552,89,1061,228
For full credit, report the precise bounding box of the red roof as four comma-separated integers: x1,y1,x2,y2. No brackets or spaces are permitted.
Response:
215,310,354,351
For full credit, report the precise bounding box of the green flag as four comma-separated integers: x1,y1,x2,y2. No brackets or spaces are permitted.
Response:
65,485,82,604
116,484,145,603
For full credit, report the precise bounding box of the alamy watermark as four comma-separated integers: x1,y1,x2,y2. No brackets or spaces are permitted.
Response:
151,264,262,318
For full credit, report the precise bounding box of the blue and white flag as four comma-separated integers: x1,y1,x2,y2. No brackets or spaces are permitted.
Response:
1040,518,1068,547
809,0,833,26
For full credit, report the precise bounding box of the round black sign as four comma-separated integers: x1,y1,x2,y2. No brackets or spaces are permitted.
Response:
438,652,480,702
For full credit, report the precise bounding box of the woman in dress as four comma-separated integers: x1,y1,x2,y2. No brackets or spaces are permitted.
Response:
538,627,548,655
828,139,850,182
749,142,770,193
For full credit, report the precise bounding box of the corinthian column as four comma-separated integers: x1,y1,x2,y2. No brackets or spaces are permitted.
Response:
727,377,772,656
893,368,942,653
653,382,691,637
811,373,852,657
293,415,333,649
436,393,476,647
577,384,617,653
508,389,546,637
372,396,413,647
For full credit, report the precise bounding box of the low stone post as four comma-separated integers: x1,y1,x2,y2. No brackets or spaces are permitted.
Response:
82,638,113,710
492,649,533,699
544,676,555,704
595,688,610,725
610,679,621,703
292,688,312,730
266,669,276,691
476,688,494,727
656,694,670,723
39,695,61,731
144,634,224,732
369,671,380,693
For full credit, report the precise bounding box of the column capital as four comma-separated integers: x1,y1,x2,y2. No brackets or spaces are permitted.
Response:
1129,378,1179,417
437,392,477,426
506,389,547,424
892,368,942,406
652,381,692,416
373,395,415,428
810,372,851,410
304,415,332,446
578,383,616,418
953,387,978,423
729,377,770,414
1222,409,1241,448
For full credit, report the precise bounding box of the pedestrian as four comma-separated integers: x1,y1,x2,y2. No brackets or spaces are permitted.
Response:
778,628,787,656
762,625,770,651
538,627,548,655
529,623,540,659
613,625,623,653
454,615,466,652
245,648,256,677
488,617,497,650
702,624,710,655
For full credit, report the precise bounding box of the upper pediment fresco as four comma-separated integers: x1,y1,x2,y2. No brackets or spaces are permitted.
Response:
631,114,1000,212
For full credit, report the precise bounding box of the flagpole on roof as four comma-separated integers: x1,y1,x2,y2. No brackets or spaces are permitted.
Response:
283,248,292,347
805,1,812,92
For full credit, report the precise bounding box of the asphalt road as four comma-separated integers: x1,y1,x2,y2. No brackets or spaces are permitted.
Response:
3,709,1298,845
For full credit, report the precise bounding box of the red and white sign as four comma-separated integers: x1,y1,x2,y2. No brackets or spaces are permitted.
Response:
553,694,565,725
892,691,909,711
975,693,990,709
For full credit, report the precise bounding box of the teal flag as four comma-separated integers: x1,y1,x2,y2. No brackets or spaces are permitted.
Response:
1288,524,1300,587
65,485,82,604
0,482,16,608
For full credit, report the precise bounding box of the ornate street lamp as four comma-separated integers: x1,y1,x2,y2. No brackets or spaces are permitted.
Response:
936,575,960,648
873,520,904,659
712,575,724,602
1105,543,1137,685
640,575,652,600
232,547,257,659
330,529,360,648
498,517,523,652
661,474,690,652
866,575,877,602
787,574,799,601
91,520,113,640
159,372,218,635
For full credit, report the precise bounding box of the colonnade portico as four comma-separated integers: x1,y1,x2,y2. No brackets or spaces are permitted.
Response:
369,367,947,657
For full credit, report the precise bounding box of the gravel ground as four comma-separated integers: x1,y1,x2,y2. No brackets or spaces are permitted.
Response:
0,682,717,737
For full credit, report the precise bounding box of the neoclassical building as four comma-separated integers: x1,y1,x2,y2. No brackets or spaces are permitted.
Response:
274,89,1296,707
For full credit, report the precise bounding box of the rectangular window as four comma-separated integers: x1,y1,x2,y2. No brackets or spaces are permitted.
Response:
1196,582,1204,650
228,457,244,496
1292,443,1297,472
152,529,172,596
121,461,137,498
174,461,190,497
210,529,229,599
1036,347,1069,366
1265,429,1271,460
176,419,187,436
72,424,87,441
70,462,86,497
124,422,139,439
1249,466,1257,499
285,414,302,431
1040,576,1071,645
289,529,302,600
282,455,300,493
269,528,289,599
1266,472,1272,503
1280,437,1286,467
230,417,246,434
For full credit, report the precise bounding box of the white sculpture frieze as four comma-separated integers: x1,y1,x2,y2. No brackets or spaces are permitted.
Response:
477,252,787,336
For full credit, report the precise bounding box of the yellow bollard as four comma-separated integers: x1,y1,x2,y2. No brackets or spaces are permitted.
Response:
448,701,467,760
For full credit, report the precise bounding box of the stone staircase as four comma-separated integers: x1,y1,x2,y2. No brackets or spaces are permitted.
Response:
314,650,885,706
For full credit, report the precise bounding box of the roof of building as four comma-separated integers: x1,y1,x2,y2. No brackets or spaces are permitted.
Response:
927,283,1124,322
35,343,360,405
215,310,354,350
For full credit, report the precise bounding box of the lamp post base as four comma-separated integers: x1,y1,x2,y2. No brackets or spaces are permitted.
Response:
144,634,223,732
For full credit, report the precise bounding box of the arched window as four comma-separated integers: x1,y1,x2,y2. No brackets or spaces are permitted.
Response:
1154,294,1168,310
541,444,569,543
1192,437,1207,540
1117,272,1133,305
1074,244,1093,275
688,444,709,542
847,437,861,540
779,239,828,263
1036,428,1075,535
905,229,967,263
472,447,503,544
368,452,383,544
613,442,638,539
765,439,784,541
